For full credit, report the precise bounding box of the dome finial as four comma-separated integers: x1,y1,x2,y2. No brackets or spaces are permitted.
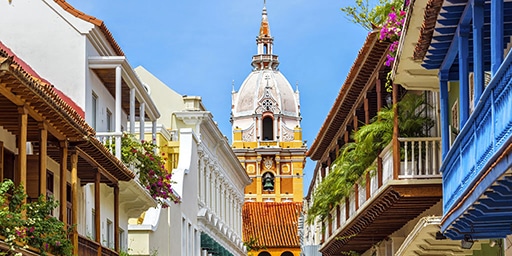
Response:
259,0,270,37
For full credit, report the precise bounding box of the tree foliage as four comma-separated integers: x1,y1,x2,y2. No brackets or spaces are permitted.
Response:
307,93,433,223
340,0,405,31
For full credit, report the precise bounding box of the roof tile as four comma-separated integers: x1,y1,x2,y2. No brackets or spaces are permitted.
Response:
413,0,443,61
242,202,302,248
53,0,125,56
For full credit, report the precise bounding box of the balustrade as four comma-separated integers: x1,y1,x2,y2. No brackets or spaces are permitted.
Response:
78,235,119,256
326,137,442,238
96,132,123,159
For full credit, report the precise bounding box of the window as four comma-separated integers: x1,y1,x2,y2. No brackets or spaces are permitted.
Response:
450,100,459,145
119,228,126,252
281,252,294,256
263,44,268,54
91,209,96,240
262,116,273,140
46,171,54,198
107,219,113,248
92,92,98,130
258,252,271,256
106,109,112,132
66,184,72,226
3,148,14,181
182,217,187,255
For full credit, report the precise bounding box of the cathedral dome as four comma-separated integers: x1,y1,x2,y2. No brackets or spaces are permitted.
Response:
232,69,299,118
231,4,301,143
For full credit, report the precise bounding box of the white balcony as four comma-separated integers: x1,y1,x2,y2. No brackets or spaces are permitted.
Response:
321,137,443,254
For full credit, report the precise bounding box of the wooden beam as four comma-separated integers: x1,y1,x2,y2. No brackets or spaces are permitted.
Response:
17,106,27,190
0,83,67,141
353,113,358,132
39,123,47,197
0,141,3,182
366,172,371,200
345,198,350,221
114,185,120,252
355,184,359,210
376,79,382,112
70,150,79,256
59,140,68,225
364,97,369,124
94,169,102,255
378,156,383,187
392,84,400,179
76,147,119,186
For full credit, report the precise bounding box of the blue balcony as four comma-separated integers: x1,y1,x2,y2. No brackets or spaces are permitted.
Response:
423,0,512,240
441,50,512,239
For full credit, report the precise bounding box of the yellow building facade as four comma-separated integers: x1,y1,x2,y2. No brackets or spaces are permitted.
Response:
232,4,306,256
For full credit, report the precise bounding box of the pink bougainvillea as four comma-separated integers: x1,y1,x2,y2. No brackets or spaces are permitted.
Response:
380,7,407,67
121,133,181,206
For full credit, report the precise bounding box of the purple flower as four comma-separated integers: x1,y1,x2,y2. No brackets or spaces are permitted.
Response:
385,54,395,66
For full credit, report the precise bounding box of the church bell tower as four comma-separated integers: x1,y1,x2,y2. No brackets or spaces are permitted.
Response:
231,3,306,203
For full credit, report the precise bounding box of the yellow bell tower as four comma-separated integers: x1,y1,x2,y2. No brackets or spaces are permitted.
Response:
231,3,306,203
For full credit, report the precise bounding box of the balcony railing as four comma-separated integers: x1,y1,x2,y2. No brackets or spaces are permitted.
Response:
398,137,442,178
251,54,279,63
327,137,442,234
442,49,512,215
78,235,119,256
96,131,123,159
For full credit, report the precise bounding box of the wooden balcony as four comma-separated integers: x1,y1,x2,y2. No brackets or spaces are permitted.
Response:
441,47,512,240
320,137,443,255
78,235,119,256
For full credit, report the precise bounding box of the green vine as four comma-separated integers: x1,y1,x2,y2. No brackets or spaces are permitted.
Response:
307,93,433,224
0,179,73,256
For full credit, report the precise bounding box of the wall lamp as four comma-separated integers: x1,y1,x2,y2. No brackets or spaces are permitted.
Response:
461,234,474,249
435,231,447,240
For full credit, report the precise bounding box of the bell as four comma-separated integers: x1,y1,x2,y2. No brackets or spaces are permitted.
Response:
263,178,274,191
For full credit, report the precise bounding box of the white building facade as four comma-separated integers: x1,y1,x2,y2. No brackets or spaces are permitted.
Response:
0,0,160,253
128,67,251,256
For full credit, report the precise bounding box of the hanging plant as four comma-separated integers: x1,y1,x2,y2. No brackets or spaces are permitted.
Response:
120,133,180,206
307,93,433,224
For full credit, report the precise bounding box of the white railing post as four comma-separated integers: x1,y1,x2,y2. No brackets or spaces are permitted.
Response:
397,137,442,179
115,65,122,159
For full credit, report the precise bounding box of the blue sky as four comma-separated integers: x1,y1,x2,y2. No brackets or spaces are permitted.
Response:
66,0,369,195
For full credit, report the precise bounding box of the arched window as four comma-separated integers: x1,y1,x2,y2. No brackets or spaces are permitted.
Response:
281,252,294,256
262,116,273,141
258,252,271,256
263,44,268,54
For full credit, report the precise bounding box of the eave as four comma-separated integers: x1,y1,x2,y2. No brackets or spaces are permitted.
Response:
307,31,389,161
393,0,440,90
